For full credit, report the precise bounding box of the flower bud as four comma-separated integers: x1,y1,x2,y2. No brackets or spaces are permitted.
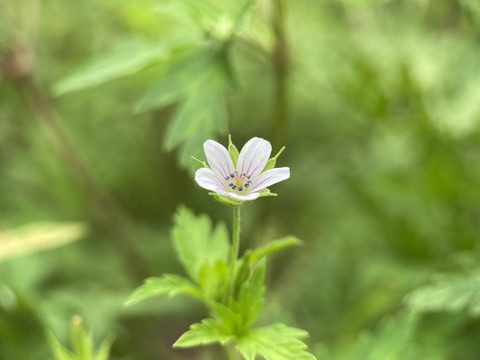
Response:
262,146,285,172
228,134,239,167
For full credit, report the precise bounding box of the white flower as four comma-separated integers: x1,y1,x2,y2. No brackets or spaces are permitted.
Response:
195,137,290,205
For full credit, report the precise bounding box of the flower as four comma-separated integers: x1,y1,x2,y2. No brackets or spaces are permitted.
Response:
195,137,290,205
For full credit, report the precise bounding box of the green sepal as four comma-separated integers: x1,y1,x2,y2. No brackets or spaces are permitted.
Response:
191,156,208,168
262,146,286,173
208,192,243,207
228,134,239,167
257,189,277,198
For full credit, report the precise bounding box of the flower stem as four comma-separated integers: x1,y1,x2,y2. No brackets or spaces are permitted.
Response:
229,206,241,298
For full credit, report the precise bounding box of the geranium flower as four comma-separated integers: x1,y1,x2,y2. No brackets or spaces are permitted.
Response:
195,137,290,205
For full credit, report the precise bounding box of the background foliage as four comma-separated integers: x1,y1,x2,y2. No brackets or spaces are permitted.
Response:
1,0,480,359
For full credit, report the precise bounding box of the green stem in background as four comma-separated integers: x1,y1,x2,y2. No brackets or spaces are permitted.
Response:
0,39,149,280
229,206,241,297
270,0,289,149
18,76,149,280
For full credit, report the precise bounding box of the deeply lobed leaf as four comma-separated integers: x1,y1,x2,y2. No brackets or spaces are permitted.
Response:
237,323,316,360
125,274,202,307
172,206,230,282
173,318,234,348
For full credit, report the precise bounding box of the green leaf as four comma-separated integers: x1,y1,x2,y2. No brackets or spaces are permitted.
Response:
53,37,191,96
236,259,266,327
72,315,93,360
161,54,229,172
94,333,115,360
48,316,114,360
173,318,234,348
172,206,230,282
48,332,75,360
211,301,244,335
198,260,229,303
244,236,302,265
404,268,480,316
344,312,424,360
237,323,316,360
125,275,202,307
209,260,265,335
134,48,212,113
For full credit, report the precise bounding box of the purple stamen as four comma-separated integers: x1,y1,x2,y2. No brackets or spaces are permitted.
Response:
238,187,243,191
229,183,234,187
224,176,230,180
247,175,251,179
244,183,249,187
230,173,234,178
232,185,237,190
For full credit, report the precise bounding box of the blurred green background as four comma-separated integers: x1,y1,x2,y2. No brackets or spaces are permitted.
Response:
2,0,480,359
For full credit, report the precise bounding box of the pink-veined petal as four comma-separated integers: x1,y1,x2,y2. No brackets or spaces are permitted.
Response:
236,137,272,179
195,168,227,192
249,167,290,192
204,140,235,180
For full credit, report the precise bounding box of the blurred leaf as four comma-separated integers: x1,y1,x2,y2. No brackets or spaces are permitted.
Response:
53,36,194,95
134,48,212,113
173,318,234,348
461,0,480,26
48,332,76,360
155,0,252,37
404,268,480,317
163,58,229,171
236,323,316,360
333,312,445,360
125,274,202,307
172,206,229,282
48,316,114,360
94,333,115,360
0,222,88,263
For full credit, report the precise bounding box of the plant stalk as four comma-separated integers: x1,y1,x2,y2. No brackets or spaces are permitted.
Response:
270,0,289,149
229,206,241,298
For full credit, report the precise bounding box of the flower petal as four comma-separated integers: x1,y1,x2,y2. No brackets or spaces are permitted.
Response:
204,140,235,180
236,137,272,179
249,167,290,192
195,168,227,192
222,191,260,201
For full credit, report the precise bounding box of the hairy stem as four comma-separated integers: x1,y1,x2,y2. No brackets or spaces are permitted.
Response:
229,206,241,296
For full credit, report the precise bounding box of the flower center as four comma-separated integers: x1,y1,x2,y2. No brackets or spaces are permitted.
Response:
224,171,252,193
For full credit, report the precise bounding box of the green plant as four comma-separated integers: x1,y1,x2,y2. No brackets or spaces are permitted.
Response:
127,136,316,360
